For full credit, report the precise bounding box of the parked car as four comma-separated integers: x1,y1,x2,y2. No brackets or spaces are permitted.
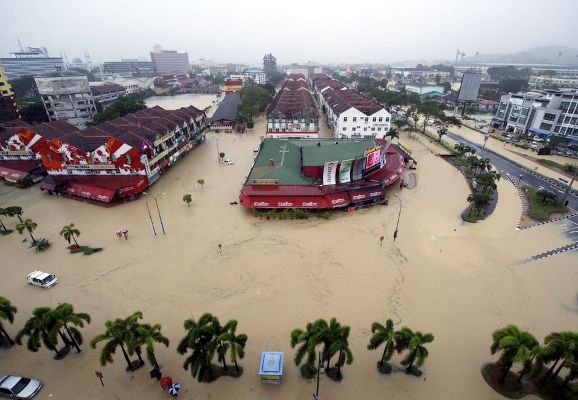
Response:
474,123,486,129
0,375,43,399
223,159,235,165
26,270,58,288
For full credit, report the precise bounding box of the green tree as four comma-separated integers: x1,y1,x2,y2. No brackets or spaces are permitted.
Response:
197,179,205,189
16,218,37,242
385,128,399,142
437,126,448,142
539,331,578,382
490,324,538,383
325,320,353,380
92,97,146,125
177,313,219,381
60,223,80,246
0,297,17,346
133,323,170,369
183,194,192,207
217,320,247,374
0,208,10,233
219,152,225,161
4,206,24,222
15,307,63,358
49,303,91,353
395,327,434,375
290,319,326,379
417,101,443,133
20,101,49,124
407,107,420,128
467,191,491,215
90,311,144,370
367,318,396,371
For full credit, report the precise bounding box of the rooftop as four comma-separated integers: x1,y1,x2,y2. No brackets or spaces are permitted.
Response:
211,93,241,122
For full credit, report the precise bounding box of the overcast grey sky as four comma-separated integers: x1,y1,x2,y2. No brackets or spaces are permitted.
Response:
1,0,577,65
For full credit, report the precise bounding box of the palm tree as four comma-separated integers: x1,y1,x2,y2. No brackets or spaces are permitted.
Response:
15,307,63,358
321,318,342,369
385,128,399,143
50,303,90,353
326,324,353,380
490,324,538,383
437,126,448,142
539,331,578,382
396,327,434,375
367,318,396,371
219,152,225,162
0,208,10,233
290,319,326,379
177,313,218,381
90,311,144,371
393,119,406,130
183,194,192,207
0,297,17,346
197,179,205,189
16,218,37,243
59,223,80,246
217,319,247,374
5,206,24,222
133,323,170,369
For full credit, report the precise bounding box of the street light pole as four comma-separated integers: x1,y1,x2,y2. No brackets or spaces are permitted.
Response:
215,136,220,163
146,202,157,236
561,167,577,205
393,193,402,242
144,192,166,235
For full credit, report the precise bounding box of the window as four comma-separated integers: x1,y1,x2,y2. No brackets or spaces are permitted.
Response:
372,117,376,122
378,117,383,122
342,127,346,131
521,108,529,116
539,122,552,131
352,117,357,122
377,127,382,131
364,127,367,131
371,127,375,131
364,117,369,122
352,127,356,132
386,117,390,122
554,126,561,133
543,113,556,121
343,117,348,122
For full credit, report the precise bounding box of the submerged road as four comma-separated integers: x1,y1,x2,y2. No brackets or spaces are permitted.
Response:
447,131,578,245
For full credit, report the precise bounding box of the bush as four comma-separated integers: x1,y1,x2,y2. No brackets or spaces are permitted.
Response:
292,209,309,219
29,238,51,252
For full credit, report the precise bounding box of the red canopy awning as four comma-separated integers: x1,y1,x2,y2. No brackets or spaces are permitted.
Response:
0,166,28,180
349,187,384,203
117,177,148,198
63,182,116,203
324,192,351,208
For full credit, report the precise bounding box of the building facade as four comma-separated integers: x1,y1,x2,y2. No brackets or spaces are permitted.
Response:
223,79,243,93
266,74,319,138
103,60,156,77
0,66,14,97
0,47,65,80
90,83,127,108
244,69,266,85
263,53,277,76
528,75,578,89
312,74,391,139
405,83,445,98
35,71,97,129
150,50,190,75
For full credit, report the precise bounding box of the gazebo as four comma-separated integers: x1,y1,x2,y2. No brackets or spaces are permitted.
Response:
259,351,284,384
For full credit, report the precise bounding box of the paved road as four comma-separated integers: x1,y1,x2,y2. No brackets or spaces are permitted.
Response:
447,131,578,244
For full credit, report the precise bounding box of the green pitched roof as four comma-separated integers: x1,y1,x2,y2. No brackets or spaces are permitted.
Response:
247,138,377,185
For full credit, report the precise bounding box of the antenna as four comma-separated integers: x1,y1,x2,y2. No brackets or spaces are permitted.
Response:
17,39,23,51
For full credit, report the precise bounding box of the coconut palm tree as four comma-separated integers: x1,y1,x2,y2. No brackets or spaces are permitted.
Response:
197,179,205,189
133,323,170,369
177,313,218,381
219,152,225,162
321,318,342,369
90,311,144,371
395,327,434,375
0,297,17,345
437,126,448,142
5,206,24,222
326,324,353,380
182,194,192,207
217,319,247,374
49,303,91,353
490,324,538,383
539,331,578,382
59,223,80,246
0,208,9,233
290,319,327,379
367,318,396,371
15,307,63,358
385,128,399,143
16,218,37,243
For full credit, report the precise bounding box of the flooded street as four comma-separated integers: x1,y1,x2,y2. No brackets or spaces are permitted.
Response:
0,117,576,400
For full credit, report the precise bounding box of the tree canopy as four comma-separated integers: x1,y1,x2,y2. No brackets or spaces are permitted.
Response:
92,97,146,125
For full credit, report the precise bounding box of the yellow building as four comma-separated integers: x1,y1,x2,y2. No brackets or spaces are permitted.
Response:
223,79,243,93
0,65,14,97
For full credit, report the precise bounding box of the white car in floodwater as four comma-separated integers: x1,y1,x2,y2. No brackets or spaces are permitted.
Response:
26,270,58,288
0,375,43,399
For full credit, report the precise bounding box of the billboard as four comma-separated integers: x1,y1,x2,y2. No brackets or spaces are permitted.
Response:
323,161,338,185
339,159,353,183
458,73,482,102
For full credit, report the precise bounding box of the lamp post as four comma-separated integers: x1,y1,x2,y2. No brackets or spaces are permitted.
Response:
145,202,157,236
393,193,402,242
143,192,166,235
315,352,322,399
215,136,220,163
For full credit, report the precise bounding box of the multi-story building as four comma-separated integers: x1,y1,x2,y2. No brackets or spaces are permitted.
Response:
263,53,277,76
89,83,127,108
266,74,319,138
391,67,451,80
150,50,190,75
103,60,156,77
0,47,65,80
405,83,445,98
312,74,391,139
223,79,243,93
244,69,266,85
104,77,156,95
494,89,578,139
528,75,578,90
35,71,97,129
0,66,14,97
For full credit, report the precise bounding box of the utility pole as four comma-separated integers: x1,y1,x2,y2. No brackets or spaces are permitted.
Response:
393,194,402,242
561,167,577,206
215,136,220,163
146,202,157,236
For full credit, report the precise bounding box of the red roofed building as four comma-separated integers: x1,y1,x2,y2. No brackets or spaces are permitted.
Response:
224,79,243,93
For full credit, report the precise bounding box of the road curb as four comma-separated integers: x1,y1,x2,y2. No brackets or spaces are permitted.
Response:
525,241,578,262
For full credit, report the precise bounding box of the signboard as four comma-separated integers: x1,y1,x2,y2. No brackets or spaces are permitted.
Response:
339,159,353,183
323,161,338,185
458,73,482,102
351,159,364,181
0,150,33,156
364,146,382,170
251,179,279,185
65,164,116,170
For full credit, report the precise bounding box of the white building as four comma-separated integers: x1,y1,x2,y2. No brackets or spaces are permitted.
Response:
244,69,266,85
103,77,156,94
528,75,578,89
405,83,445,98
35,71,97,129
311,75,391,139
